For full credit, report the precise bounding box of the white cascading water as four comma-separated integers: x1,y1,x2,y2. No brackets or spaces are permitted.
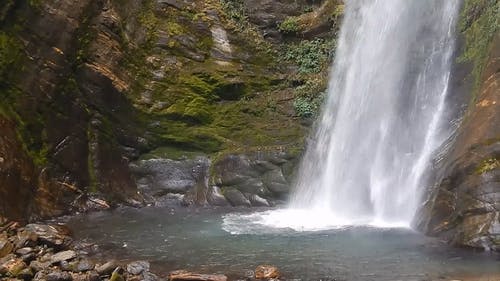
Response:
223,0,460,233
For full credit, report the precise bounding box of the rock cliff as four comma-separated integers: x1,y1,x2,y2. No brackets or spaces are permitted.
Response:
0,0,340,220
416,0,499,250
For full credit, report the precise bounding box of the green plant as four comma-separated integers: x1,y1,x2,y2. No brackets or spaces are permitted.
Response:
278,16,300,34
283,38,335,74
220,0,247,24
293,93,325,118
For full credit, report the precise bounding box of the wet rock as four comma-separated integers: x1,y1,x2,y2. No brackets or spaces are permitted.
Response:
128,272,159,281
29,260,51,272
168,270,228,281
109,267,125,281
126,260,150,275
15,247,34,256
17,267,34,280
46,270,73,281
20,252,36,263
248,194,270,207
70,271,100,281
223,189,251,207
262,169,289,197
14,230,38,249
0,253,15,265
206,186,229,207
24,224,72,249
0,258,27,277
50,250,77,264
255,265,281,279
132,157,208,193
0,234,14,258
60,260,73,271
95,260,118,275
73,259,95,272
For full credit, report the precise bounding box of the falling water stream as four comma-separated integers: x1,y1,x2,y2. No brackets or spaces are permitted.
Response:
222,0,462,231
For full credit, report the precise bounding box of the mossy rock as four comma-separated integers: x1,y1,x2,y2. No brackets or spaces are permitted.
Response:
164,96,213,124
180,72,248,101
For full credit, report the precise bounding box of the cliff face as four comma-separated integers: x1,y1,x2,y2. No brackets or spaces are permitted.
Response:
0,0,341,221
416,0,499,250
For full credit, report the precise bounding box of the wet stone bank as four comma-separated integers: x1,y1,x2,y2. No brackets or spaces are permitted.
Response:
0,221,284,281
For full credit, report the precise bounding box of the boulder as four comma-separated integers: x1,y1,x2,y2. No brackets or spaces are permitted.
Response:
168,270,227,281
248,194,270,207
206,186,229,206
223,189,251,207
255,265,281,279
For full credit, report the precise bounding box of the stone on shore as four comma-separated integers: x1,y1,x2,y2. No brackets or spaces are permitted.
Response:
168,270,228,281
126,260,150,275
255,265,281,279
95,260,118,275
50,250,77,264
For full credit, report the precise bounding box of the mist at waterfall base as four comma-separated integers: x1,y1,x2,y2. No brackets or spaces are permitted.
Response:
222,0,462,231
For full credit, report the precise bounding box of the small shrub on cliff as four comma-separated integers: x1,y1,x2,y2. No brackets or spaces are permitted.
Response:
279,17,301,34
293,78,327,118
283,38,335,74
220,0,247,24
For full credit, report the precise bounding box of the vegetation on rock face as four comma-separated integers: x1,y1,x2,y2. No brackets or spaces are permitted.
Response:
279,16,301,34
292,78,327,118
459,0,499,94
282,38,335,74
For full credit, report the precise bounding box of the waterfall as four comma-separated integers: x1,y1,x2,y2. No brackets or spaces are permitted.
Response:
288,0,461,227
222,0,462,233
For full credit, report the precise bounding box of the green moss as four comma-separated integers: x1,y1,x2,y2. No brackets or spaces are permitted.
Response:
139,146,204,160
165,96,213,124
475,157,500,174
279,17,301,34
458,0,499,94
0,32,23,88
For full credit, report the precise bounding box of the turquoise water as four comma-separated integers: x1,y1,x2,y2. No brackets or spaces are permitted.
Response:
67,207,499,280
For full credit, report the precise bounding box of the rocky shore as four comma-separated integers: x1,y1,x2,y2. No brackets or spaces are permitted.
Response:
0,221,286,281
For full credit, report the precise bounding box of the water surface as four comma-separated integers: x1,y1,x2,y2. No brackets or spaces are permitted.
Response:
67,207,500,281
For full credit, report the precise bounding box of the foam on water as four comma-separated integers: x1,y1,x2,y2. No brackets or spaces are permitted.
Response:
222,209,410,235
